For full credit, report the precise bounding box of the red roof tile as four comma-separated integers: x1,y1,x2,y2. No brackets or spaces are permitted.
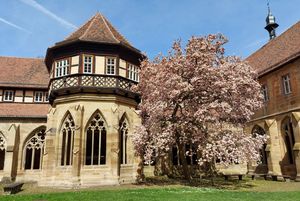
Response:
0,56,49,88
246,20,300,76
0,103,48,118
55,12,133,49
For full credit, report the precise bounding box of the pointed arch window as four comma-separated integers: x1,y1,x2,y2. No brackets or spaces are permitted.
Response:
172,144,197,166
61,114,75,166
120,119,129,164
282,118,295,164
252,126,268,165
85,113,106,165
24,129,46,170
0,133,6,170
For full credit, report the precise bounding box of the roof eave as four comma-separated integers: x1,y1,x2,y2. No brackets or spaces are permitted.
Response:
257,51,300,77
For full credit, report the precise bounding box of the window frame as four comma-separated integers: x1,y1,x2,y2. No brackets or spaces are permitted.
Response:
34,91,44,103
60,114,75,166
282,74,292,95
128,63,139,82
0,133,6,170
55,58,70,78
106,57,116,75
24,129,46,170
44,92,49,102
261,84,269,102
3,90,14,102
83,55,94,74
85,113,107,166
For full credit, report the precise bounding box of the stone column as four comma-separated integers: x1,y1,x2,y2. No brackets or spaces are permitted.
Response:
265,119,283,180
3,124,19,181
292,112,300,181
40,108,58,185
71,105,84,185
3,146,14,181
109,105,120,183
131,109,142,181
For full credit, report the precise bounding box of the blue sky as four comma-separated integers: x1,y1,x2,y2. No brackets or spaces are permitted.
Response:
0,0,299,59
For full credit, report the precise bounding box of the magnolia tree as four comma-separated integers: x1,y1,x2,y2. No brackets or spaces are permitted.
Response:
132,34,265,181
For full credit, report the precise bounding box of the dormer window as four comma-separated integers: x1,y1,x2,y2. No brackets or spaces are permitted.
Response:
106,57,116,75
83,55,93,74
55,59,69,77
34,91,44,102
128,64,139,82
3,90,14,102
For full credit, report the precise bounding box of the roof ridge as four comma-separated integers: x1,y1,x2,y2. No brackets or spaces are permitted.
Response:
246,20,300,75
64,14,95,40
0,56,44,60
80,13,99,40
99,13,119,43
102,15,132,46
246,20,300,60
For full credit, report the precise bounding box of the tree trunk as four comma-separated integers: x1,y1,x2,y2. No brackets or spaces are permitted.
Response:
209,160,216,186
178,142,191,181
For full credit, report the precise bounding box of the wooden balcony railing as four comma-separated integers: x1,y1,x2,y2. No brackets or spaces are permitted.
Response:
49,74,138,92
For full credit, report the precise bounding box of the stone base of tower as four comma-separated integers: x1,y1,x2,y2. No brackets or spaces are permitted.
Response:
38,94,141,188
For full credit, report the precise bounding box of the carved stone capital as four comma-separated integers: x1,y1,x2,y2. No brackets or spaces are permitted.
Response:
292,112,300,122
265,119,276,128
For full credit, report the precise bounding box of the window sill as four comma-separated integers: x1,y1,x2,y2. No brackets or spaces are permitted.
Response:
82,165,109,169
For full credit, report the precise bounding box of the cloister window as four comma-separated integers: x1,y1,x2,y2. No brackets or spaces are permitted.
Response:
172,144,197,166
282,118,295,164
106,57,116,75
3,90,14,102
172,146,180,165
83,55,93,74
24,129,46,170
252,126,268,165
128,64,139,82
55,59,69,78
282,74,292,94
34,91,44,102
85,113,106,165
261,85,269,102
0,134,6,170
61,114,75,166
120,119,128,164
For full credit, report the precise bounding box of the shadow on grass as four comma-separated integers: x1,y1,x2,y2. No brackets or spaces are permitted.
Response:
138,176,256,190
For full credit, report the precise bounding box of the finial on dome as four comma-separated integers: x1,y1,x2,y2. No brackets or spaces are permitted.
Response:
265,1,279,40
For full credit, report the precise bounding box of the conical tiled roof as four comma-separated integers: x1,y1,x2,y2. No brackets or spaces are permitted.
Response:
55,12,133,49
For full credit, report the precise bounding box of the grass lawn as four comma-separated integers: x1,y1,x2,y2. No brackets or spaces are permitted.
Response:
1,178,300,201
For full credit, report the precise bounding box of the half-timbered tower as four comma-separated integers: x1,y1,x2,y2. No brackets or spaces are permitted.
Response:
0,12,143,187
40,12,143,186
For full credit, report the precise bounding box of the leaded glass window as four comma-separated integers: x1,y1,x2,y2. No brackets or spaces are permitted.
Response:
24,129,46,170
61,114,75,166
85,113,106,165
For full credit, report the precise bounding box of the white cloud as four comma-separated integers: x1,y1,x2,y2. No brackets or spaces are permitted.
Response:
20,0,77,30
0,17,31,33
